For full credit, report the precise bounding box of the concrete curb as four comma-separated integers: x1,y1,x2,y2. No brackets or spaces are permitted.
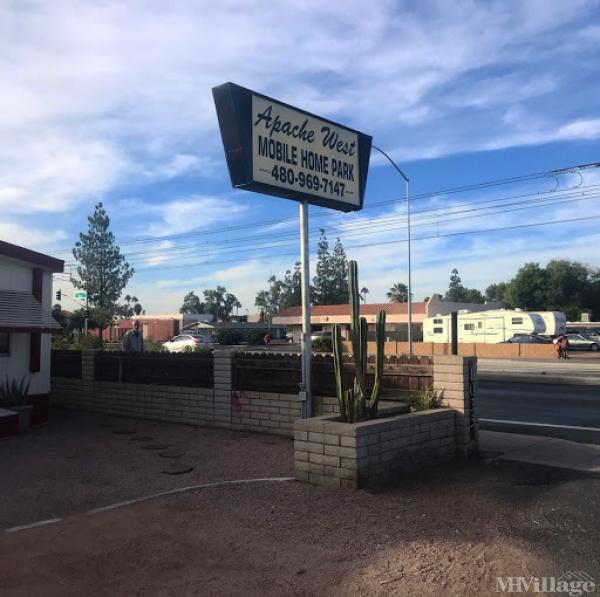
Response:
479,373,600,386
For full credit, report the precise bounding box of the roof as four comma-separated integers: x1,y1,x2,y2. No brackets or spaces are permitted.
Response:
0,240,64,272
0,290,62,332
275,302,427,318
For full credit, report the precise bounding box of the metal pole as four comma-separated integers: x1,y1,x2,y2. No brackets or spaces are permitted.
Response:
406,178,413,357
299,200,312,418
84,294,89,336
371,145,412,357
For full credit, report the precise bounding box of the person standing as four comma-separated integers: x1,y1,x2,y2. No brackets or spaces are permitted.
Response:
263,332,271,351
559,334,569,359
123,320,144,353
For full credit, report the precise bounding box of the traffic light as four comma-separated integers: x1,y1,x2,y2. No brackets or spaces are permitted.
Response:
83,309,90,319
55,289,61,301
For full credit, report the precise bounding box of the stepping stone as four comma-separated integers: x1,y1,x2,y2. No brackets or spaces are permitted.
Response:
112,430,136,435
158,449,185,459
162,463,194,475
141,443,171,451
130,436,154,442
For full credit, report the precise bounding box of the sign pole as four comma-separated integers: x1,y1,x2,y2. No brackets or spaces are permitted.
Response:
84,294,89,336
300,199,312,418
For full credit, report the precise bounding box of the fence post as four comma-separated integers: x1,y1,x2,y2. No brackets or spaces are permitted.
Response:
81,349,99,382
213,350,232,428
432,355,478,458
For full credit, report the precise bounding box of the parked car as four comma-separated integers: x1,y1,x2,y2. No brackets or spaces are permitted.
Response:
162,334,212,352
565,334,600,351
502,334,552,344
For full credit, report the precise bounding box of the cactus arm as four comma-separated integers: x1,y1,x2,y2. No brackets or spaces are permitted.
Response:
369,309,386,417
332,323,347,421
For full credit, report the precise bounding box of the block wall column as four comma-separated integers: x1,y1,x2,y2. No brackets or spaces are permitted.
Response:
81,349,100,382
213,350,233,428
433,355,478,457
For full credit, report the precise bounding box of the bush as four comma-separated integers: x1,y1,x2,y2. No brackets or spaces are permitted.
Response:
51,335,71,349
73,335,104,350
216,329,244,345
144,338,165,352
312,336,332,352
245,330,267,345
407,386,442,412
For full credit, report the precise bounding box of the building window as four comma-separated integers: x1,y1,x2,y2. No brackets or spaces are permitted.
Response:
433,327,443,334
511,317,523,325
478,321,483,328
433,318,443,324
464,323,475,331
0,333,9,355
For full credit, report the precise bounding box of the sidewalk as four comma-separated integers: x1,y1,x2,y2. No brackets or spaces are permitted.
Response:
480,430,600,474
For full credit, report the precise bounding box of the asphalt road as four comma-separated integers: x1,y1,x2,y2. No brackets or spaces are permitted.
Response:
478,380,600,444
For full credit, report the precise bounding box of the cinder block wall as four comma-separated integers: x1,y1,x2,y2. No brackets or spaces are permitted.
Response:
294,408,457,489
432,355,478,457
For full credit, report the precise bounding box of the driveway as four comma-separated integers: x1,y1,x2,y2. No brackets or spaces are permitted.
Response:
1,411,599,596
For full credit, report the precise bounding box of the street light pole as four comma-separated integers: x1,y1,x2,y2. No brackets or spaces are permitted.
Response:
372,145,412,357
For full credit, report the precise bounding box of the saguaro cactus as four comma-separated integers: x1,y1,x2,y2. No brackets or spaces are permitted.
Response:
332,261,386,422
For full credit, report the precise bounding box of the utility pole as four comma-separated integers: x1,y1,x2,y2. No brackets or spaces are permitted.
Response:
299,200,312,418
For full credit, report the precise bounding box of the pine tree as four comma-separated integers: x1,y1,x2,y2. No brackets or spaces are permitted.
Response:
71,202,134,331
331,237,349,304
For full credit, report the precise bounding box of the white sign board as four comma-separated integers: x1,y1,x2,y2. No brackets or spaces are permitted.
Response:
251,95,360,208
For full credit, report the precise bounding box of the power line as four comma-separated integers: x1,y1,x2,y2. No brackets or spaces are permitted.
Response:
60,184,600,266
42,161,599,255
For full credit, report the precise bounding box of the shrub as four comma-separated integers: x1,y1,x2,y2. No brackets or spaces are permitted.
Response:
73,335,104,350
312,336,332,352
407,386,442,412
245,330,267,345
216,329,244,345
144,338,165,352
51,335,71,349
0,376,31,408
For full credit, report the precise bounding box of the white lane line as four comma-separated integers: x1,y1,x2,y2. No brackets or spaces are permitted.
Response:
480,418,600,432
5,518,63,533
4,477,294,533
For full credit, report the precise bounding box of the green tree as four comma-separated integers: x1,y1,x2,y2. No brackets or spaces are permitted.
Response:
444,268,484,303
255,263,303,316
545,260,589,315
203,286,239,321
331,237,349,304
313,230,335,305
71,202,134,331
387,282,408,303
179,291,204,314
117,294,143,318
52,304,67,330
360,287,369,302
485,282,510,305
503,263,549,310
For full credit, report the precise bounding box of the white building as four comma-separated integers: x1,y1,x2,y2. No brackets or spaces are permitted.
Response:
0,241,64,422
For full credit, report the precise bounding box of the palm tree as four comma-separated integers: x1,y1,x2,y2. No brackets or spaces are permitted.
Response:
387,282,408,303
360,287,369,302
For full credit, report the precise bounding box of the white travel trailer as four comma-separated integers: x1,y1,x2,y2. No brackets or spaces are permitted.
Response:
533,311,566,336
423,309,546,344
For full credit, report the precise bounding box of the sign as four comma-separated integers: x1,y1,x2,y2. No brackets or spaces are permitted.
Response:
212,82,372,212
74,290,87,301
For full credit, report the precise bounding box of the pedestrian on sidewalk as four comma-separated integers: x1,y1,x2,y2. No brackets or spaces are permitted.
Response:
263,333,271,351
123,320,144,353
560,334,569,359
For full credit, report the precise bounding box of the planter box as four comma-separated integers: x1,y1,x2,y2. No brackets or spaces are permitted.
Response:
294,408,457,489
0,408,19,438
12,405,33,432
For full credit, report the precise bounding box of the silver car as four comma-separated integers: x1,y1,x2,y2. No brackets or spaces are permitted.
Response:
162,334,212,353
565,334,600,352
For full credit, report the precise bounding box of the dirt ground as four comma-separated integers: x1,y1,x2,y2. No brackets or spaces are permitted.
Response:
1,411,599,597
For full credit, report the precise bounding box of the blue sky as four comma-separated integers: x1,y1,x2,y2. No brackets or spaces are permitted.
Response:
2,0,600,313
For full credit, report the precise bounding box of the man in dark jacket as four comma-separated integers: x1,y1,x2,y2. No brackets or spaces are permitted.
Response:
123,320,144,352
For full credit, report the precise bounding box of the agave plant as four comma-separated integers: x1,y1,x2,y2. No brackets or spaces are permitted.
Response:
332,261,386,423
0,375,31,408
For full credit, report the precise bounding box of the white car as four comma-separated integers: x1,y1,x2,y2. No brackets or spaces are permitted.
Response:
162,334,212,353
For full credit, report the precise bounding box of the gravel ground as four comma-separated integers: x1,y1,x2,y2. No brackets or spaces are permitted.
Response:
1,411,599,596
0,410,293,529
